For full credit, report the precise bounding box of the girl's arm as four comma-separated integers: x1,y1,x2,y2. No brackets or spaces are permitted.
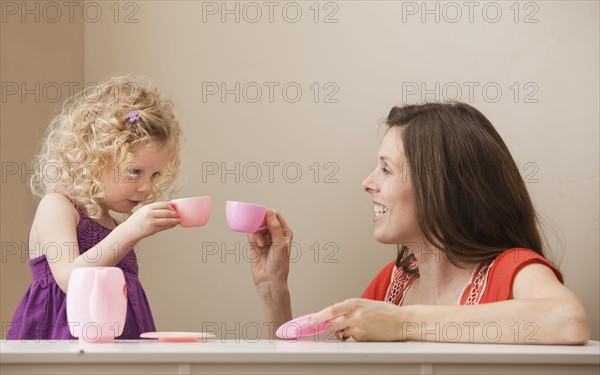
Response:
32,193,180,293
311,263,589,344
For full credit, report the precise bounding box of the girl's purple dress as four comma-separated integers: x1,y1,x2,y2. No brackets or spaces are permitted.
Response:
7,206,156,340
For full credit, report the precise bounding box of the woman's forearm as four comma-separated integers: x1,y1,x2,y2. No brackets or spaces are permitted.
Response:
400,299,589,344
256,283,292,338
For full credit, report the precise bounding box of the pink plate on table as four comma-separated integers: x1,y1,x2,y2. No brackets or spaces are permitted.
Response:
140,332,216,342
276,314,330,339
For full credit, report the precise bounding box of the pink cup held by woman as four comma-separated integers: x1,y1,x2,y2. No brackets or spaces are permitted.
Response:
226,201,267,233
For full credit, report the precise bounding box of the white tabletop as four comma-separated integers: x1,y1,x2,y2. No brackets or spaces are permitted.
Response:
2,339,599,364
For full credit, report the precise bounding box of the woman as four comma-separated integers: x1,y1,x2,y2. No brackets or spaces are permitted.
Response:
247,102,589,344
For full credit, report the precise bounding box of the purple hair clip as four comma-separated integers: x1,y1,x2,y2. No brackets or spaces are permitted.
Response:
128,110,140,123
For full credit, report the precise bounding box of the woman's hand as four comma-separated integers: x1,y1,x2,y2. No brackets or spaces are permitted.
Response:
122,202,181,242
247,209,294,329
310,298,404,342
247,209,293,290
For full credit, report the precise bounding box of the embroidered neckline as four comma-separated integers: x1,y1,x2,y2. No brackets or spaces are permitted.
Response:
384,258,493,306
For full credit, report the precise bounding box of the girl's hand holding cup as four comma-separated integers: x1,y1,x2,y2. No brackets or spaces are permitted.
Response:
123,202,182,242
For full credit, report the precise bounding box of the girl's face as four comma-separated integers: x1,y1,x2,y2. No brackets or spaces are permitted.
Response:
100,143,170,215
362,127,421,245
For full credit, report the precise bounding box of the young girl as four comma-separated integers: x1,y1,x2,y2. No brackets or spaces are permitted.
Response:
248,102,590,344
7,76,182,340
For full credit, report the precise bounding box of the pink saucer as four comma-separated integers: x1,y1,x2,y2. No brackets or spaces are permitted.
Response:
140,332,216,342
276,314,330,339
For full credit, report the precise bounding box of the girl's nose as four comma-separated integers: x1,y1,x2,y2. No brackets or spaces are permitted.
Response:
137,178,152,194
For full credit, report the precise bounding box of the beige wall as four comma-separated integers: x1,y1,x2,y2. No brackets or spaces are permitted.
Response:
1,0,84,336
2,1,598,341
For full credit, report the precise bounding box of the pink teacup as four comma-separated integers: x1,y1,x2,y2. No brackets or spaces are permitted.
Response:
170,196,212,227
226,201,267,233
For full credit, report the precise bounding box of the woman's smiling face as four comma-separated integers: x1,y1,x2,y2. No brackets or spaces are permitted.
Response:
362,126,422,245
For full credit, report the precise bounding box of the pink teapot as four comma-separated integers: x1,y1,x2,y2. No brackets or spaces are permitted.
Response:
66,267,127,343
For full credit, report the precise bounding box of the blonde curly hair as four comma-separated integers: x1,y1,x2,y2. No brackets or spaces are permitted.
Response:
31,76,181,219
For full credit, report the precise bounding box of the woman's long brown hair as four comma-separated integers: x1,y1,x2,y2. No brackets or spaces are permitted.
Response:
388,102,545,272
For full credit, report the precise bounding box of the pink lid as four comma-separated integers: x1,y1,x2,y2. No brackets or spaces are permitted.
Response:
276,314,329,339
